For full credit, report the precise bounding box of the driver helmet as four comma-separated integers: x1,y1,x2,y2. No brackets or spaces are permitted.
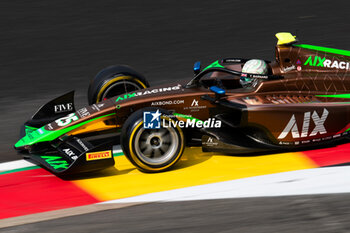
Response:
240,59,268,87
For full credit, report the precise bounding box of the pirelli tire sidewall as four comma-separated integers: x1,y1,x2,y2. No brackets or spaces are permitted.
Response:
88,65,150,105
121,108,185,173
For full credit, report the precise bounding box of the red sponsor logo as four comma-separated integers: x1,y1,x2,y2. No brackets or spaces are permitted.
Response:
86,150,112,161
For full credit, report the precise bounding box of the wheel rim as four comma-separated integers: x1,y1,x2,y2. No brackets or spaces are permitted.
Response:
101,79,142,101
134,123,179,166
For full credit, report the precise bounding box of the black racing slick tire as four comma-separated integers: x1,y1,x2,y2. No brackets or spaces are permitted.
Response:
121,108,185,173
88,65,150,105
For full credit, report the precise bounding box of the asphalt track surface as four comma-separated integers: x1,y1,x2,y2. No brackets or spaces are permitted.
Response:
4,194,350,233
2,0,350,232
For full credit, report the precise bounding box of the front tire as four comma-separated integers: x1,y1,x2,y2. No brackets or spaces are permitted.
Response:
121,108,185,173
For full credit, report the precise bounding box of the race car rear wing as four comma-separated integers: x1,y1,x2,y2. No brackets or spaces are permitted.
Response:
275,32,298,45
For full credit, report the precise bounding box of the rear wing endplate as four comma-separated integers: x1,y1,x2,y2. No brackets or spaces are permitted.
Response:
276,32,298,45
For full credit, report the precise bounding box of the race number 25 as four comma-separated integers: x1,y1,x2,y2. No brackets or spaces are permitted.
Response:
55,113,79,126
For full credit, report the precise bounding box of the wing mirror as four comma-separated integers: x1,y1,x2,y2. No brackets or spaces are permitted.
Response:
210,86,225,95
210,86,225,101
193,61,201,75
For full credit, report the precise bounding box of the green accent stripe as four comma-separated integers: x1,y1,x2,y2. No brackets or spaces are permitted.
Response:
0,166,40,175
25,126,38,130
114,152,124,157
294,44,350,57
316,94,350,98
327,102,350,104
173,113,203,123
203,60,224,71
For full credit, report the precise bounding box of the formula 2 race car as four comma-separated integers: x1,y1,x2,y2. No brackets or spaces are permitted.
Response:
14,32,350,176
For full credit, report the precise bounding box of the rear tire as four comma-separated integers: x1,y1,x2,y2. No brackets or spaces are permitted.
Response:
121,108,185,173
88,65,149,105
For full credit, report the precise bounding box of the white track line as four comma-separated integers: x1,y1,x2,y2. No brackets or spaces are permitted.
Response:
0,160,37,172
101,166,350,204
4,147,350,202
0,202,143,229
112,145,122,154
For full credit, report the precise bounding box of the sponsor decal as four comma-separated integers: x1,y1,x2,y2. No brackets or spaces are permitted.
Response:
223,58,242,63
278,108,328,139
116,85,181,103
62,148,78,160
144,110,161,129
250,74,269,79
115,93,137,103
191,99,199,107
151,99,184,106
286,133,341,146
143,110,221,129
54,103,73,113
77,107,90,118
184,99,207,112
41,156,69,170
283,65,296,72
279,141,293,145
91,104,100,111
304,56,350,70
97,103,105,108
76,138,89,151
55,113,79,127
47,123,53,130
297,66,302,71
296,59,301,65
86,150,112,161
204,137,218,146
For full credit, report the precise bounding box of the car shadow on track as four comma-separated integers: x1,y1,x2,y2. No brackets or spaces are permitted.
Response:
223,138,350,157
63,147,214,180
62,139,350,180
62,167,136,181
172,147,214,171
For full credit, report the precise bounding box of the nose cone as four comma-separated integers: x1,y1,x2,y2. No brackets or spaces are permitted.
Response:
14,127,47,149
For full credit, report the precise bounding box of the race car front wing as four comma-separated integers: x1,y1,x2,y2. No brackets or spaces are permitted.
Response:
27,136,115,177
